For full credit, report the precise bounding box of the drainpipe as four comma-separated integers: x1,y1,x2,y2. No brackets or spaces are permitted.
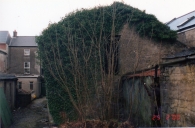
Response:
154,65,159,84
153,65,161,127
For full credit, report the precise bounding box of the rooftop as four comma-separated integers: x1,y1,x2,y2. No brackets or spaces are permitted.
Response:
166,10,195,32
0,31,11,45
0,73,17,80
163,47,195,59
10,36,37,47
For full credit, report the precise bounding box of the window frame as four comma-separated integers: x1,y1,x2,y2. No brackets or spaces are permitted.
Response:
24,49,30,56
30,82,33,90
24,62,30,74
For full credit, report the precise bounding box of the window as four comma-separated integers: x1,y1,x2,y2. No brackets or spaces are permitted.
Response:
30,82,33,90
24,49,30,56
24,62,30,74
18,82,22,89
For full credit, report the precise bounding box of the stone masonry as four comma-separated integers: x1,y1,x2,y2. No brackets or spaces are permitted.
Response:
177,28,195,47
118,24,186,75
160,61,195,127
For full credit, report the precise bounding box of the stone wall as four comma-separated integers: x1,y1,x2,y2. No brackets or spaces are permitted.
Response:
177,28,195,47
118,24,186,75
160,61,195,127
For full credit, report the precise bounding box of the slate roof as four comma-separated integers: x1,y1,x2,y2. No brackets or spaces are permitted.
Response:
0,31,11,45
0,73,17,80
164,47,195,59
10,36,37,46
166,10,195,32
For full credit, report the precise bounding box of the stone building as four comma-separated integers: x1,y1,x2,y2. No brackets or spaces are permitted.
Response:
116,23,187,127
159,10,195,127
160,48,195,127
8,30,42,98
92,10,190,127
34,3,192,125
166,10,195,47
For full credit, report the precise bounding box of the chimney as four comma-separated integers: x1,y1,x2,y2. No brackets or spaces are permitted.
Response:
13,30,17,37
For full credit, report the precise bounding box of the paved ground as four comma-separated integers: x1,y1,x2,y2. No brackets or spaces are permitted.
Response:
9,97,50,128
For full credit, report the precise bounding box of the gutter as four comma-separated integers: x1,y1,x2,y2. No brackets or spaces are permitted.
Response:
177,24,195,33
16,75,39,78
160,56,195,66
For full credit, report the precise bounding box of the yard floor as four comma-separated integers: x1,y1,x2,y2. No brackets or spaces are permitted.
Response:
9,97,135,128
9,97,50,128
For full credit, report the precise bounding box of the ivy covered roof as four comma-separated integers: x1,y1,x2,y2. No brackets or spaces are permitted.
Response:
44,2,177,42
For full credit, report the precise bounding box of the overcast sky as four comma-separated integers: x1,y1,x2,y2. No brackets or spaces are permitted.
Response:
0,0,195,36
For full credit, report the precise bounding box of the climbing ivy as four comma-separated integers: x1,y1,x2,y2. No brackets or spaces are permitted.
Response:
36,2,176,124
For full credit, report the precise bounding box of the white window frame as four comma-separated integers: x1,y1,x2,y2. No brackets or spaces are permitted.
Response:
24,62,30,74
24,49,30,56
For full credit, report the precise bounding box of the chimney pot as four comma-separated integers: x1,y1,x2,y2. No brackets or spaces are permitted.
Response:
13,30,17,37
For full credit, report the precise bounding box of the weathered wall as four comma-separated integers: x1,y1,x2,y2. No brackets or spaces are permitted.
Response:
177,28,195,47
121,76,153,126
0,44,8,73
118,24,186,75
0,80,16,109
161,61,195,127
0,53,7,73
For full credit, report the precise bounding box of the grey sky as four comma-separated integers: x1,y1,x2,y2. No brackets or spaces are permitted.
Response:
0,0,195,36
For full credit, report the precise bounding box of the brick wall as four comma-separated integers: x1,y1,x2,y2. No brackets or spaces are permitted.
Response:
0,44,6,50
161,61,195,127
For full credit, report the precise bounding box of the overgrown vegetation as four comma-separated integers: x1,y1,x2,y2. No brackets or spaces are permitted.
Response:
36,2,176,125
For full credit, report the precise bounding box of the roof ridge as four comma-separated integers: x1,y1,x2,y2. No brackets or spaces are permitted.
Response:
9,36,37,46
166,18,176,25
